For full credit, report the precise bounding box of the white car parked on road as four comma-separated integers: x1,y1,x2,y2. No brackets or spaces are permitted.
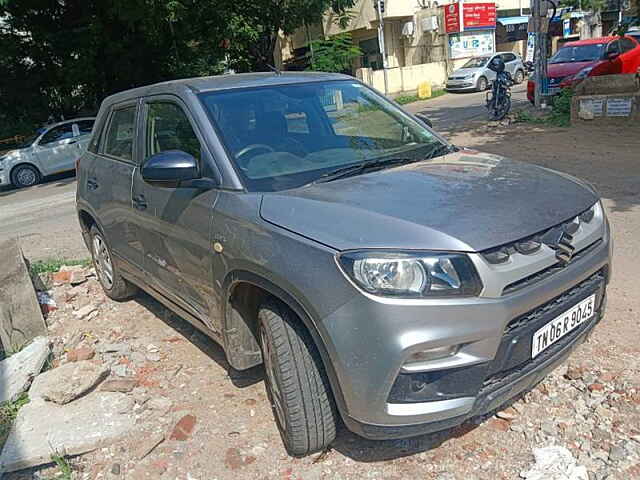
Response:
0,117,95,188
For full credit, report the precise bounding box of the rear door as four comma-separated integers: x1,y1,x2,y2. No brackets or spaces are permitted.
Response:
33,123,77,175
619,36,640,73
132,96,218,323
89,102,144,275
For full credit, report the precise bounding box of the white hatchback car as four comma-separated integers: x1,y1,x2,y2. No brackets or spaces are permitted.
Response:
0,117,95,188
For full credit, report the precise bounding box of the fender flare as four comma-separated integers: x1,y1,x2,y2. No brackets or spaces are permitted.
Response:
222,269,349,419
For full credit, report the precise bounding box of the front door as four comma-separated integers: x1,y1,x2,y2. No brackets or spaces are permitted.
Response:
132,97,218,325
33,123,78,175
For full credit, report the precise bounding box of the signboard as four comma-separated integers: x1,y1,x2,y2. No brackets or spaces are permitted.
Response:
525,32,536,63
606,98,632,116
449,30,495,59
443,2,496,34
563,19,571,38
580,98,604,117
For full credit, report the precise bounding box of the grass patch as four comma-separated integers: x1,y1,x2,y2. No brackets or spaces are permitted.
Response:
50,454,73,480
0,393,30,448
29,258,91,276
395,89,446,105
515,88,573,127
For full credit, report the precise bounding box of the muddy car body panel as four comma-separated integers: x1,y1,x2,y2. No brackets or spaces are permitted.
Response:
76,72,611,452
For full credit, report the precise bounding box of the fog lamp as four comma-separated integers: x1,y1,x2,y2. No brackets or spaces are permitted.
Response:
402,345,460,372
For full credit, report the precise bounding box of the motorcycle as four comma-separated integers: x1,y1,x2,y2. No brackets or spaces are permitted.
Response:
486,57,513,121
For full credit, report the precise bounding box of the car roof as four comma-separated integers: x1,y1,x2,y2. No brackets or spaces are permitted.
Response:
45,117,96,129
103,72,352,105
563,36,617,47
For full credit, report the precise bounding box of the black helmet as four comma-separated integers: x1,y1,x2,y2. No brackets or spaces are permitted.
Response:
488,56,505,73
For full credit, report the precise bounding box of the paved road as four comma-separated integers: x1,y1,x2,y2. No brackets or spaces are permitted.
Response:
0,86,528,261
0,172,87,260
404,84,528,132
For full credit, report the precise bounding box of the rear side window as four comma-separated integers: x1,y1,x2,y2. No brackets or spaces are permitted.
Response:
145,102,201,161
620,37,637,53
103,107,136,161
76,120,95,136
40,124,74,145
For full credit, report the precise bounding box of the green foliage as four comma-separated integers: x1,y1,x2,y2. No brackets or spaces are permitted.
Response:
0,393,29,448
28,258,91,276
308,33,362,73
515,88,574,127
0,0,356,138
559,0,605,11
50,454,73,480
395,90,446,105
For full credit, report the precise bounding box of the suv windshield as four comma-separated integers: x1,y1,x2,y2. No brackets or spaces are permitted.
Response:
463,57,490,68
199,80,443,192
549,44,605,63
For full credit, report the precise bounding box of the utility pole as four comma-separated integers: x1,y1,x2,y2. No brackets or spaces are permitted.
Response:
376,0,389,95
532,0,549,109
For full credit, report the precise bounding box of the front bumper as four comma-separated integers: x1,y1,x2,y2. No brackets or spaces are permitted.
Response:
446,81,477,91
320,221,611,440
0,168,9,186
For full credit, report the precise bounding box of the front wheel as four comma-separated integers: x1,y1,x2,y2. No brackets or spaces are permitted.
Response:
258,300,338,456
514,69,525,84
476,76,488,92
488,94,512,121
11,164,41,188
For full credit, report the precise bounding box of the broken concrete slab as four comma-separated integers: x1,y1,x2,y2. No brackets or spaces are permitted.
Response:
0,392,135,473
29,360,108,404
0,336,49,403
0,238,47,352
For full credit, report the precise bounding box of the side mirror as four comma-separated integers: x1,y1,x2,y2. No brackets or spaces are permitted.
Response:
415,113,433,128
142,150,199,185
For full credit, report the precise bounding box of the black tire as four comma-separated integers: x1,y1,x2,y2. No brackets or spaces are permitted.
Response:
89,225,138,300
476,76,488,92
10,164,41,188
488,95,512,121
258,300,337,456
514,69,525,84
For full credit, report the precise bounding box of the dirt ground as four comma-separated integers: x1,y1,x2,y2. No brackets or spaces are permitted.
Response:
8,120,640,480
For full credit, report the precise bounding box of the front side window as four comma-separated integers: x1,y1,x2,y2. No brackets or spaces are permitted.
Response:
103,107,136,161
620,37,637,53
200,81,442,192
76,120,95,136
40,124,74,146
145,102,201,161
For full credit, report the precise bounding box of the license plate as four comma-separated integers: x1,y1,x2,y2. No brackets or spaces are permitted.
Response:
531,294,596,358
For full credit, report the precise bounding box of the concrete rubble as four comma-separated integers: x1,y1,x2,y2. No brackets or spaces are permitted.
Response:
521,446,589,480
0,392,135,473
29,360,108,404
0,336,49,403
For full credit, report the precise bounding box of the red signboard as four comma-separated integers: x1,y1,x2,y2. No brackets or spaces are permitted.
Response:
442,2,496,34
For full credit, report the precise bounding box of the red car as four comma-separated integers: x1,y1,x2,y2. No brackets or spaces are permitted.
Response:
527,35,640,102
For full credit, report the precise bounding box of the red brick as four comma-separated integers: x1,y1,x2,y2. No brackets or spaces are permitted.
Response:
588,383,605,392
170,414,197,441
52,271,72,285
67,347,95,362
487,418,510,432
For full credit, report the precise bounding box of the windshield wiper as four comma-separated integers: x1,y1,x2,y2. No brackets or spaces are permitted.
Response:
313,157,416,184
313,144,455,185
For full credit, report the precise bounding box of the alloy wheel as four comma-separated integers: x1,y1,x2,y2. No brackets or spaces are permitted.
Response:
15,167,37,187
92,234,114,290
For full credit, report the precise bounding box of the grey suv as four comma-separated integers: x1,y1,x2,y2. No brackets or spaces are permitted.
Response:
76,72,611,456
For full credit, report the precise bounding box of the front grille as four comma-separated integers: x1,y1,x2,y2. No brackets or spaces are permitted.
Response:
502,239,603,295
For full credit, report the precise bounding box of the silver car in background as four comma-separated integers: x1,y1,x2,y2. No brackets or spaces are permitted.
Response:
0,117,95,188
446,52,526,92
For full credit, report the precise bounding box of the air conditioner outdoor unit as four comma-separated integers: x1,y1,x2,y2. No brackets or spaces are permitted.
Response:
421,16,438,32
402,21,415,36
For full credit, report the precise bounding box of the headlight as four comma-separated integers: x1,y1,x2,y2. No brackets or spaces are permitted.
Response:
573,66,594,81
337,251,483,298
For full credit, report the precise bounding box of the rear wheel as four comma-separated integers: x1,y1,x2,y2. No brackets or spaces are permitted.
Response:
258,300,337,456
10,164,41,188
476,76,488,92
90,226,138,300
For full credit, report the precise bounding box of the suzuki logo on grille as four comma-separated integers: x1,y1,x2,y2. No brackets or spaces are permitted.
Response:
555,232,575,266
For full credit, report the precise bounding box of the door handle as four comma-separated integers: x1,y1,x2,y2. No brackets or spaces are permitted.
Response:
68,140,77,145
132,194,148,210
86,178,99,191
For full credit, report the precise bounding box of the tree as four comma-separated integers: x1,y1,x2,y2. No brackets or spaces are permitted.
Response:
308,33,362,73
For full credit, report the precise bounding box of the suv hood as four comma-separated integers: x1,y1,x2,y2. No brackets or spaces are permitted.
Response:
260,150,598,252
